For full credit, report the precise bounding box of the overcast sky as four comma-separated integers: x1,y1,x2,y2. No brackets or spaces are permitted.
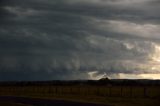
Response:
0,0,160,81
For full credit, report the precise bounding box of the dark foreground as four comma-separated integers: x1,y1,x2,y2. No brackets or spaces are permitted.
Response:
0,96,109,106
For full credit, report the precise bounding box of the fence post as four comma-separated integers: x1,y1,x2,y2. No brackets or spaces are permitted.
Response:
144,87,147,98
109,87,112,97
120,87,123,97
55,87,57,95
130,87,132,98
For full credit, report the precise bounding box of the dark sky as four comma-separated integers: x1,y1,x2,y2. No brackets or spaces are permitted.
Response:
0,0,160,81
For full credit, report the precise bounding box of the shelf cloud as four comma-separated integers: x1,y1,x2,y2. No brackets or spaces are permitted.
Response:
0,0,160,80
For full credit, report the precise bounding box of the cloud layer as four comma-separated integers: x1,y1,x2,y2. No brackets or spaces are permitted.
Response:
0,0,160,80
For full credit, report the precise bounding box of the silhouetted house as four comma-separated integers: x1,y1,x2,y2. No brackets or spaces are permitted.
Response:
98,77,111,85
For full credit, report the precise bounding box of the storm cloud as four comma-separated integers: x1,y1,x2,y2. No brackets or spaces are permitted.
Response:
0,0,160,80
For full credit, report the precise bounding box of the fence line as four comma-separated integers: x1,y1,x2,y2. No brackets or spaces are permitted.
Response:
0,86,159,98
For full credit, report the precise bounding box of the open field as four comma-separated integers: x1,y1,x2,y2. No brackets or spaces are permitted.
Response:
0,102,31,106
0,96,109,106
0,85,160,106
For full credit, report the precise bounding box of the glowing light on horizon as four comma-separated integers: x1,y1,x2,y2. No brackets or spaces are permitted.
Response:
119,73,160,79
140,74,160,79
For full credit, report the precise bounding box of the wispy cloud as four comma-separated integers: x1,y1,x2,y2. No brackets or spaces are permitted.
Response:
3,6,40,18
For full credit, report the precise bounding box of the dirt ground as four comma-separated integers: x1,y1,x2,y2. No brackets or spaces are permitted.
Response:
0,102,32,106
0,96,110,106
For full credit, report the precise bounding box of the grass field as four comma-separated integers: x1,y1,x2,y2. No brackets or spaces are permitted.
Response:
0,85,160,106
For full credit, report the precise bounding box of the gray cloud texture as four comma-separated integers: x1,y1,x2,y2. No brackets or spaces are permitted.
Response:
0,0,160,80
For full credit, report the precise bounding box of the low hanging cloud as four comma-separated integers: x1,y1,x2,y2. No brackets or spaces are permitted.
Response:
0,0,160,81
